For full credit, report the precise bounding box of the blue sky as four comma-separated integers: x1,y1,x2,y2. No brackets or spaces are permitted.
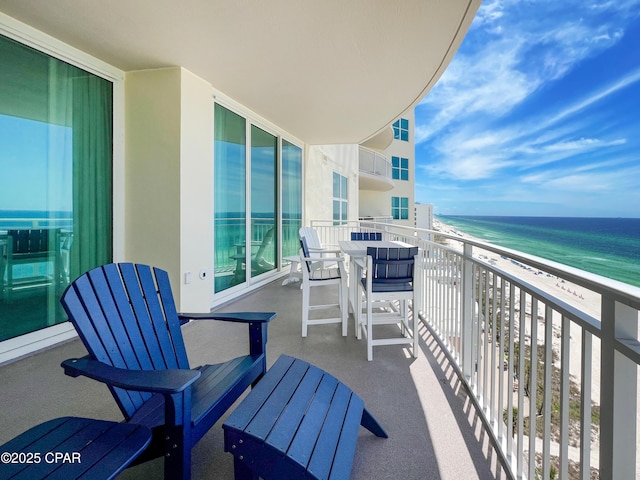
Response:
0,115,72,212
415,0,640,217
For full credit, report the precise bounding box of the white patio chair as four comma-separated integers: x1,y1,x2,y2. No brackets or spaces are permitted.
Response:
298,226,337,269
359,246,420,361
299,236,348,337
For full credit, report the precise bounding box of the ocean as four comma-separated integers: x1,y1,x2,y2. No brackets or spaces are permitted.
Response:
436,215,640,288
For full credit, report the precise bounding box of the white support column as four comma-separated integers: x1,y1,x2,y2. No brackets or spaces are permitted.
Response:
600,298,637,479
461,243,474,380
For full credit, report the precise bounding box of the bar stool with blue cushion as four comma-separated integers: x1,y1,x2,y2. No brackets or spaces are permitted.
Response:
359,246,420,361
299,237,348,337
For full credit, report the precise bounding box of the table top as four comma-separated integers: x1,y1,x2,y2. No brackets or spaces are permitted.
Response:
338,240,412,257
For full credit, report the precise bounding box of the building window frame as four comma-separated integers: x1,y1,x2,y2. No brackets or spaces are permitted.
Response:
392,156,409,181
333,172,348,225
392,118,409,142
391,196,409,220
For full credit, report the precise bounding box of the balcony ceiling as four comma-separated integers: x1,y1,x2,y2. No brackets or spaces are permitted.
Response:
0,0,480,145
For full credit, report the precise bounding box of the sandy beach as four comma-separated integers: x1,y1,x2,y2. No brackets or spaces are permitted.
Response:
434,218,640,476
433,218,602,399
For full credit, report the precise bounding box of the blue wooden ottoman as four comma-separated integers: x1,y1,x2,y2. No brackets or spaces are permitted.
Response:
0,417,151,480
223,355,387,480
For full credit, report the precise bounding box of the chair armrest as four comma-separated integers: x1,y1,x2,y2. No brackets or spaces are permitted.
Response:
178,311,274,357
61,356,201,394
300,255,345,264
308,247,342,254
177,311,276,324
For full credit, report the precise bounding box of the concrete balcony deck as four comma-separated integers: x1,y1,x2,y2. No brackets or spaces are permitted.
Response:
0,277,506,479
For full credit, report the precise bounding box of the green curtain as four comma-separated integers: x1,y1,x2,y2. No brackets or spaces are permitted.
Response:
70,75,113,279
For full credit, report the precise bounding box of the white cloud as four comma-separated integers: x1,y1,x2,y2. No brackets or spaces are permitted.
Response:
542,138,626,152
536,67,640,130
472,0,505,27
416,1,640,144
415,0,640,215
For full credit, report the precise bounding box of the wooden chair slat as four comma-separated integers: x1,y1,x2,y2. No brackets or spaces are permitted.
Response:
245,359,310,441
287,374,339,468
328,393,365,480
134,264,183,369
266,365,324,455
100,264,155,371
154,266,190,369
116,264,167,369
307,382,353,479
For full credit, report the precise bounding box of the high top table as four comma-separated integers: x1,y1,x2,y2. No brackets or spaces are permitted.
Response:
338,240,412,337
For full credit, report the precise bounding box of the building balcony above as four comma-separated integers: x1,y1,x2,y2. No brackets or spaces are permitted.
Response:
358,146,394,191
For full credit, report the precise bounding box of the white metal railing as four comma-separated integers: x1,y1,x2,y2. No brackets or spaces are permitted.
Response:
358,146,392,180
0,216,73,230
310,220,640,480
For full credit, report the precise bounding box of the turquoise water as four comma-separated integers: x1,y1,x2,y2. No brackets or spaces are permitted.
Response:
437,215,640,287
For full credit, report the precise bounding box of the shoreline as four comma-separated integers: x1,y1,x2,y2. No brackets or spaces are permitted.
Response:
433,218,602,401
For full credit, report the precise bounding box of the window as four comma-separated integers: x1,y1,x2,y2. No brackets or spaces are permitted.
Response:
333,172,348,224
392,197,409,220
392,156,409,181
0,34,113,341
393,118,409,141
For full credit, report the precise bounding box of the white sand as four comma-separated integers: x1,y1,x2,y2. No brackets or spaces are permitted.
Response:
433,219,602,401
433,219,640,474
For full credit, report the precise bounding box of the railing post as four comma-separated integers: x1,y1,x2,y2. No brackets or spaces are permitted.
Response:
461,242,474,380
600,297,637,479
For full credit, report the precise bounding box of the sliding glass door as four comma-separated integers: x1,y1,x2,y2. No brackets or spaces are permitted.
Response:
282,140,302,259
250,125,277,278
213,104,246,292
0,34,113,341
213,103,302,294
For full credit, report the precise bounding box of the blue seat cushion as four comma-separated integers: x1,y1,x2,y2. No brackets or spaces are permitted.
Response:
361,278,413,292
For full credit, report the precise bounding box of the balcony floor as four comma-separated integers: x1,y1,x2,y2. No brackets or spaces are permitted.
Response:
0,277,509,479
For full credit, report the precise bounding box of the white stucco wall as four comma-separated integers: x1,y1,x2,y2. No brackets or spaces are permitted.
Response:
125,67,213,312
359,190,390,219
304,144,359,224
385,109,415,227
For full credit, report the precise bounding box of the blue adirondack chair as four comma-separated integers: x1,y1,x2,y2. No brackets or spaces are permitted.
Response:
59,263,276,480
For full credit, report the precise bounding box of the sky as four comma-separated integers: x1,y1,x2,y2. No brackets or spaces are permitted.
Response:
415,0,640,218
0,114,72,212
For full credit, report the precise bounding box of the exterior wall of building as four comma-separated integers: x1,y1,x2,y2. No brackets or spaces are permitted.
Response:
125,67,214,312
415,203,434,240
359,189,391,219
386,109,415,227
358,109,415,225
304,144,359,224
